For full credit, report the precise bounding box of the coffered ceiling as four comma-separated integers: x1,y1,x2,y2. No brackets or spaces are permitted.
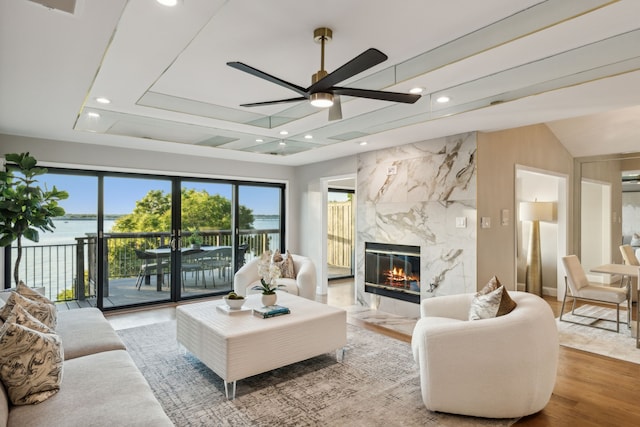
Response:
1,0,640,166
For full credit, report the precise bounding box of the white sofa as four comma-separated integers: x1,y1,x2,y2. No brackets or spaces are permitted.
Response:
411,291,558,419
233,253,317,300
1,303,172,427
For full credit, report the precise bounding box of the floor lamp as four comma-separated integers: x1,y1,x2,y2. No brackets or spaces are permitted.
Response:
520,201,555,296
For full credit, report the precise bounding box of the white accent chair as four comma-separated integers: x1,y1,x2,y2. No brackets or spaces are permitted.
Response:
561,255,630,332
411,291,558,419
233,253,317,300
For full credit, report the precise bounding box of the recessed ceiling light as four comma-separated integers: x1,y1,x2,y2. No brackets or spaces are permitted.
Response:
436,96,450,104
304,134,313,139
409,87,424,94
156,0,178,6
96,97,111,104
279,130,288,135
359,141,368,146
87,112,100,118
279,141,287,146
255,138,263,143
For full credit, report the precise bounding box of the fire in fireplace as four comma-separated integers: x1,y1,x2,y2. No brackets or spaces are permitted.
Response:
364,242,420,303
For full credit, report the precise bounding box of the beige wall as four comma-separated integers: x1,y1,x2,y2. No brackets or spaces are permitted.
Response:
477,124,573,291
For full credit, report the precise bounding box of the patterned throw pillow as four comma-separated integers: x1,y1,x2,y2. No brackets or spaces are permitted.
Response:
271,249,296,279
468,276,517,320
16,281,54,306
0,317,64,405
0,292,57,329
3,303,54,334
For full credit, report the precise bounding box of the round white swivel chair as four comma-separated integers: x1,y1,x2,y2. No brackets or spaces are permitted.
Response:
411,291,558,418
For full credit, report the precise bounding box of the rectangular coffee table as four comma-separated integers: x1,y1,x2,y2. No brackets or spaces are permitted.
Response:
176,292,347,399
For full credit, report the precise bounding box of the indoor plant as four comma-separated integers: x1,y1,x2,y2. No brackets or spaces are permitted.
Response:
252,253,283,306
0,152,68,285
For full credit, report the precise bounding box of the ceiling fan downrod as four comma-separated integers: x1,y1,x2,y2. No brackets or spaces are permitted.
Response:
312,27,332,84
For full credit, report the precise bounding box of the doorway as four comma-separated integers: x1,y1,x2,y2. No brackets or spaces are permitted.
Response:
515,166,568,300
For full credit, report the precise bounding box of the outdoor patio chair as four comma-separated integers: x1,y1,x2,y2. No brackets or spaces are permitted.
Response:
181,249,207,289
134,249,169,290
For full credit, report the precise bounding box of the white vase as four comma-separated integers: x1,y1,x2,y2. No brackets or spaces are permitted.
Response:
261,293,277,307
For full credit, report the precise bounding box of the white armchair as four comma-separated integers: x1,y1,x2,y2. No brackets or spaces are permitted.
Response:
233,253,317,300
411,291,558,419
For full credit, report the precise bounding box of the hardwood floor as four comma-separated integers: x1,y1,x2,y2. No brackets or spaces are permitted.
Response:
107,289,640,426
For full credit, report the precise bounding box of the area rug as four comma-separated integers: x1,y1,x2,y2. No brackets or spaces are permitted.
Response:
556,304,640,365
118,321,518,426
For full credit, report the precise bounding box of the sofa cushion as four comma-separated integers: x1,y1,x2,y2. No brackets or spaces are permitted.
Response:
7,350,173,427
0,292,57,329
56,308,126,360
468,276,517,320
0,319,64,405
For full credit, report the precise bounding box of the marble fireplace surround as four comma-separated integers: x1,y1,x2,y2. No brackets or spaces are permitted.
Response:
356,132,477,318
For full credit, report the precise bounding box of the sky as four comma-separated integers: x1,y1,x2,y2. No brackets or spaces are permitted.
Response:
38,173,281,216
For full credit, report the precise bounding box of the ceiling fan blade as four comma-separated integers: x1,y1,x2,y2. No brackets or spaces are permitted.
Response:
227,62,308,97
328,95,342,121
240,97,307,107
332,87,421,104
308,48,387,93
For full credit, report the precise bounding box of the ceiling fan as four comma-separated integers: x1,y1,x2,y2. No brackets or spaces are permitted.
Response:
227,27,421,121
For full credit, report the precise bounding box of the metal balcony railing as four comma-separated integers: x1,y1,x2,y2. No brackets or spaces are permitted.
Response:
10,229,279,302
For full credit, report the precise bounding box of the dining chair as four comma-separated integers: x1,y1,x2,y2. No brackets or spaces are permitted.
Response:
560,255,630,332
620,244,639,302
181,249,206,289
134,249,168,290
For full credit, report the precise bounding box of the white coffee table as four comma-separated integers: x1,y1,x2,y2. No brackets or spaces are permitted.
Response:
176,291,347,399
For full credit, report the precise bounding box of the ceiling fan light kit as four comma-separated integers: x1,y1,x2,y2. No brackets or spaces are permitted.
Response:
227,27,420,121
310,92,334,108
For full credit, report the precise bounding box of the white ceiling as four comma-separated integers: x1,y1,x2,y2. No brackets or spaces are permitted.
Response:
1,0,639,166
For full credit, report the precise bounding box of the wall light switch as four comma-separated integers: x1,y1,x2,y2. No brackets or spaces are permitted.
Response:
455,217,467,228
501,209,509,226
481,217,491,229
386,165,397,175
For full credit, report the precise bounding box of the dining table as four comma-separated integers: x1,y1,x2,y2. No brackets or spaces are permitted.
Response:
590,263,640,348
144,245,232,290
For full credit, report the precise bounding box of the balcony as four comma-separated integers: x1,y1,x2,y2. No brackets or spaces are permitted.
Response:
9,229,278,308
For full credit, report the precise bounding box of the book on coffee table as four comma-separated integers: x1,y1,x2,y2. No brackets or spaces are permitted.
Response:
253,304,290,318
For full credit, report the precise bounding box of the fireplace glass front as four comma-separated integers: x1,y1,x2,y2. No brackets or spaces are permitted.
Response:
364,242,420,303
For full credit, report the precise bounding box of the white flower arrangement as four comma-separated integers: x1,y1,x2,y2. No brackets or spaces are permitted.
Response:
253,252,283,294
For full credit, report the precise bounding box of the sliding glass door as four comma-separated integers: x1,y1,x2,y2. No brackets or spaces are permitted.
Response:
238,184,284,263
3,165,285,311
179,180,234,297
103,176,173,308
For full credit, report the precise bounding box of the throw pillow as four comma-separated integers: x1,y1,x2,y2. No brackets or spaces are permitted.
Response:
270,249,296,279
468,276,517,320
0,320,64,405
631,233,640,247
16,281,54,306
0,292,57,329
4,303,54,334
280,250,296,279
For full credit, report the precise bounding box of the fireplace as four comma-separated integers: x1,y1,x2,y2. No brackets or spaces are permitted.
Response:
364,242,420,304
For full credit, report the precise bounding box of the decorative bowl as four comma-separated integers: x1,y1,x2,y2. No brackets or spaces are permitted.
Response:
224,296,245,310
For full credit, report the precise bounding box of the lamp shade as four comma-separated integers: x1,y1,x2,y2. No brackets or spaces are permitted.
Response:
519,201,555,222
